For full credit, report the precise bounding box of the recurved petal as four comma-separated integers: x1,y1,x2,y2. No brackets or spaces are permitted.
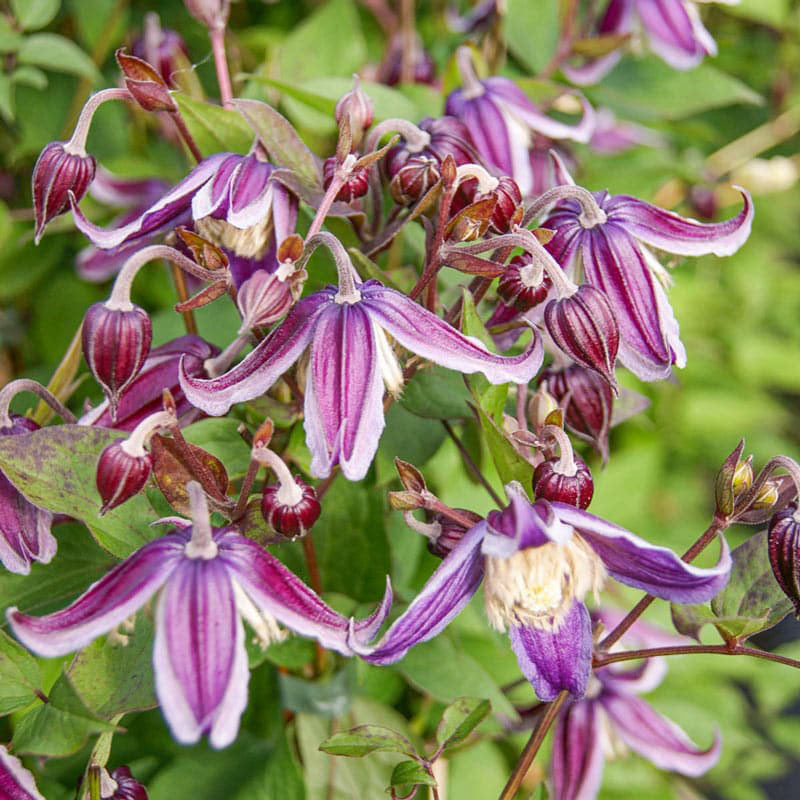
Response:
360,283,543,385
0,474,56,575
154,558,248,748
71,153,231,249
360,522,486,664
550,700,606,800
218,531,391,656
637,0,715,69
552,502,731,604
7,535,184,657
0,745,45,800
304,303,385,481
180,291,331,416
601,693,721,775
509,601,593,700
608,188,753,257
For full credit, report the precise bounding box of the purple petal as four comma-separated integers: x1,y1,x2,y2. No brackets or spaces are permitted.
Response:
304,303,385,480
154,558,248,748
637,0,715,70
7,535,184,657
608,189,753,257
180,291,331,416
89,167,170,208
226,159,275,228
360,522,486,664
192,154,242,220
550,700,606,800
509,601,593,700
71,153,231,249
360,283,543,385
272,182,298,245
0,474,56,575
602,693,721,775
218,531,391,656
0,745,45,800
552,502,731,603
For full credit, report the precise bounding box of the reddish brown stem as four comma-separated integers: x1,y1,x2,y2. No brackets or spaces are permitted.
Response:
594,644,800,672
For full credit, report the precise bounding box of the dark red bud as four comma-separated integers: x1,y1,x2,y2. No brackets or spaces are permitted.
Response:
768,503,800,616
261,478,321,538
82,302,153,418
322,157,370,203
32,141,96,242
479,176,523,234
533,456,594,509
389,156,440,205
544,285,619,387
428,509,482,558
96,440,153,514
497,254,553,312
109,765,149,799
335,83,374,134
116,49,177,112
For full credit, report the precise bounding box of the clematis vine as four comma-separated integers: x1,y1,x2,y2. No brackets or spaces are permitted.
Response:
8,483,392,748
180,233,544,480
358,483,730,700
550,611,721,799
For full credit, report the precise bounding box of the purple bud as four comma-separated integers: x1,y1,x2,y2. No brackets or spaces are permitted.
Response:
261,478,321,538
96,440,153,514
378,33,436,86
32,141,96,243
237,269,295,330
539,365,613,463
428,509,482,558
322,157,369,203
479,176,523,234
82,302,153,418
533,455,594,509
768,503,800,616
389,156,440,205
544,285,619,387
497,254,553,312
335,78,374,140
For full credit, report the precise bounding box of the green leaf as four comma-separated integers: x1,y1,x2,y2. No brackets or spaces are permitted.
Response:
234,98,321,191
11,65,48,90
0,18,23,53
11,0,60,31
12,672,115,757
475,405,533,491
0,425,160,558
670,601,769,642
401,366,472,420
389,760,436,793
0,74,13,122
319,724,417,758
18,34,101,82
173,94,254,157
504,0,560,73
436,697,491,750
0,629,42,714
279,662,355,717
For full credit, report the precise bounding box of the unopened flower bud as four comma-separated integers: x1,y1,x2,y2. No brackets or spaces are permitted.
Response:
184,0,230,30
497,254,553,311
428,509,482,558
389,155,439,205
335,77,374,150
479,176,522,234
533,455,594,509
528,384,561,430
752,480,780,510
768,503,800,616
732,458,754,496
544,285,619,387
236,269,294,331
322,157,369,203
96,440,153,514
116,49,177,113
261,478,321,538
32,141,96,243
82,302,153,419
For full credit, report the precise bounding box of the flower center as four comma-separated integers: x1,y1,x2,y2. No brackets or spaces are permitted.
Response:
483,534,606,632
195,215,274,260
232,580,287,649
372,321,404,396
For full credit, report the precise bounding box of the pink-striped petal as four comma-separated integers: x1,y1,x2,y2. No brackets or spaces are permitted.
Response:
637,0,715,70
0,474,55,576
0,745,45,800
550,700,606,800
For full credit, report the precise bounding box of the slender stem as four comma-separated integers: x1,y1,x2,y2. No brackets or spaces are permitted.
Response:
66,88,132,155
169,110,204,163
232,457,261,520
185,481,218,559
521,185,606,229
306,155,357,240
594,644,800,672
399,0,415,85
299,232,361,303
0,379,77,428
170,261,198,335
499,690,569,800
316,469,339,501
599,516,727,650
209,27,234,108
442,420,504,507
252,446,303,505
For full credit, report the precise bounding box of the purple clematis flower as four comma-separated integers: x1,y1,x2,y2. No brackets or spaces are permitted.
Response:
70,151,298,267
564,0,737,85
541,163,753,380
0,744,44,799
180,236,543,481
550,611,721,799
445,47,595,197
7,484,391,748
357,483,730,701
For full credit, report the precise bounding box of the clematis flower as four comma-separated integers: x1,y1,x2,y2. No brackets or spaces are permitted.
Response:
540,163,753,380
550,611,721,799
445,47,595,196
357,482,730,701
564,0,738,85
70,151,298,265
0,744,44,799
8,484,391,748
180,234,544,481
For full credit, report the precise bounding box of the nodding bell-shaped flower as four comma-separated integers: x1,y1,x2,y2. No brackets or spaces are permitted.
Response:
532,426,594,509
444,47,595,197
357,483,730,701
540,160,753,381
768,503,800,616
8,482,392,749
550,610,721,800
180,233,543,481
498,254,553,312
